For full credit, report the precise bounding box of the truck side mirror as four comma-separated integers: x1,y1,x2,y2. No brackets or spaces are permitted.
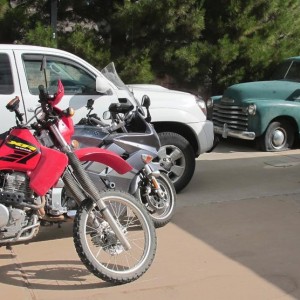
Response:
86,99,94,109
96,76,112,95
141,95,151,122
141,95,151,109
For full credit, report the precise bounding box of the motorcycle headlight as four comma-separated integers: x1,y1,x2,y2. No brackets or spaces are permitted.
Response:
247,104,256,115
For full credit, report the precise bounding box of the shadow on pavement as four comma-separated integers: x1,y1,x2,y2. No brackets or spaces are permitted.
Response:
210,137,257,153
172,196,300,297
0,260,113,290
174,148,300,298
213,136,300,154
32,222,73,242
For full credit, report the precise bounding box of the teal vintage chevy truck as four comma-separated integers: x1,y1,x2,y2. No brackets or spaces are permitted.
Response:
210,56,300,151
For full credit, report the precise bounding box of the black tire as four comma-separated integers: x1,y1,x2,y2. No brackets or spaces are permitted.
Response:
258,120,295,152
156,132,195,192
73,190,156,284
135,172,176,228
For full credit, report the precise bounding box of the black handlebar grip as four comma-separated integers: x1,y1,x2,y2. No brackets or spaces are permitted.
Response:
38,85,47,102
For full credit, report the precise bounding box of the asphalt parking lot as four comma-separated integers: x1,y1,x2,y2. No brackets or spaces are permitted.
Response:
2,138,300,300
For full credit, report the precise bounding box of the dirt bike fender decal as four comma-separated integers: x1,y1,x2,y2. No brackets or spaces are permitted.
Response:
29,146,68,196
75,148,133,174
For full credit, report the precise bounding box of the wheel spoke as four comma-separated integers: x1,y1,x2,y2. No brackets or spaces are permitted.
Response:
170,164,184,177
169,148,183,161
74,191,156,283
157,147,167,157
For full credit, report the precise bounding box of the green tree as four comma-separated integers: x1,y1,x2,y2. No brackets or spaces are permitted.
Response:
201,0,300,94
24,21,57,47
0,0,111,67
0,0,58,44
3,0,300,95
112,0,205,86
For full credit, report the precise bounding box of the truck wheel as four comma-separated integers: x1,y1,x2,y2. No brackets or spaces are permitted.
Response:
156,132,195,192
259,120,295,151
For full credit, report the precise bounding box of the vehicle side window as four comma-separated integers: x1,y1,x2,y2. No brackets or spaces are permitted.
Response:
22,54,98,95
0,53,14,94
285,61,300,82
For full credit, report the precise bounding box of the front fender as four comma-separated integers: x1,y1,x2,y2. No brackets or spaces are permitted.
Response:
74,147,132,174
248,100,300,135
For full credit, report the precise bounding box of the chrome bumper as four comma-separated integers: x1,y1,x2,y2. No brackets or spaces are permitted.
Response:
214,124,256,140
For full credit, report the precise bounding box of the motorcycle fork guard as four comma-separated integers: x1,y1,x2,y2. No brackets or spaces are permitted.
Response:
67,150,131,251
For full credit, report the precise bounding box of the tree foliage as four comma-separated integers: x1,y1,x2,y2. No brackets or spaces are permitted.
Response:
202,0,300,93
112,0,205,87
1,0,300,95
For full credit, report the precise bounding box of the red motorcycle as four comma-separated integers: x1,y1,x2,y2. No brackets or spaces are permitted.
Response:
0,80,156,284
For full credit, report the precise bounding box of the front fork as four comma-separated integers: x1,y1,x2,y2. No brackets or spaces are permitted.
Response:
143,164,164,198
68,151,131,250
50,124,131,251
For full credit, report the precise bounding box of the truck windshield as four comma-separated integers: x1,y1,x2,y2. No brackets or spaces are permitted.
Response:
270,60,300,82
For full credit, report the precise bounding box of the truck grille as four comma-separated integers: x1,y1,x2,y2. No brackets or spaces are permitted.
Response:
212,103,249,131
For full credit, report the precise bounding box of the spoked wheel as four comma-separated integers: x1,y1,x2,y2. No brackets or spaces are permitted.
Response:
73,190,156,284
136,172,176,228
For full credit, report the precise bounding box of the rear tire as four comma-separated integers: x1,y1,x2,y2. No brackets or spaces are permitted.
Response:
73,190,156,284
157,132,195,192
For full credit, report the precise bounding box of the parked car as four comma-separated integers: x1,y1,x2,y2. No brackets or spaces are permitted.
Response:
0,44,215,191
209,56,300,151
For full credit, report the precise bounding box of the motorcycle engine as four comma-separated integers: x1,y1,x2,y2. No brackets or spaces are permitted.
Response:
0,172,34,204
0,172,39,240
0,203,26,237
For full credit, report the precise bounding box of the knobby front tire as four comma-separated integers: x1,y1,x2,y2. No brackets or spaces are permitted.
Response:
73,190,156,284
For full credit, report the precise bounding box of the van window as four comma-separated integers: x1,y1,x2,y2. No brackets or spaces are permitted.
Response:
22,54,98,95
0,54,14,94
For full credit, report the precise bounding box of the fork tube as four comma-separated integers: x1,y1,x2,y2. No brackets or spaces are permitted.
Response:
49,124,72,152
50,124,131,250
67,150,131,251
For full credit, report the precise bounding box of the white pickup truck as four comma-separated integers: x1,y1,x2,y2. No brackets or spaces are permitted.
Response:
0,44,214,191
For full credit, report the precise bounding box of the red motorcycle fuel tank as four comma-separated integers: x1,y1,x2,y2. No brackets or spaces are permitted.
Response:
0,128,41,172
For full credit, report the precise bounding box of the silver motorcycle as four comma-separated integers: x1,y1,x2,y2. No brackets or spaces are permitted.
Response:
72,63,177,228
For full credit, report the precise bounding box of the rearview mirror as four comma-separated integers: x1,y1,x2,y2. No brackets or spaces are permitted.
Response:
96,76,112,95
103,111,111,120
141,95,151,109
86,99,94,109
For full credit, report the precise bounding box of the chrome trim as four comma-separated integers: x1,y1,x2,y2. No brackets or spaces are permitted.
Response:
221,97,235,104
214,125,256,140
212,103,249,132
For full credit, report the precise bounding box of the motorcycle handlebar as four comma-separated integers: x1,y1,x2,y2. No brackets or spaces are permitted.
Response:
38,85,56,104
89,116,109,128
38,85,48,103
